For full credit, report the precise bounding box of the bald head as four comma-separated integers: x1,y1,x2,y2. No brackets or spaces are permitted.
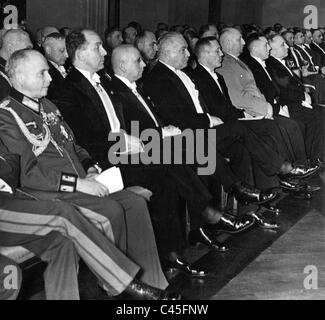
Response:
248,36,271,61
219,27,245,57
157,32,190,69
269,34,288,59
0,29,33,61
112,44,145,82
6,49,52,99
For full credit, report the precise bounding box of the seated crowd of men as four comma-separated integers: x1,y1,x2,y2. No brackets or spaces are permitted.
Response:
0,20,324,300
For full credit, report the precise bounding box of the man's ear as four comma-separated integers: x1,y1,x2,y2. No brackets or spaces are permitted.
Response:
15,71,25,88
44,45,51,57
75,48,84,63
119,60,126,73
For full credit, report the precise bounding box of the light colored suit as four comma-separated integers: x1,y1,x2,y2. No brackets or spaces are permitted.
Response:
217,53,269,117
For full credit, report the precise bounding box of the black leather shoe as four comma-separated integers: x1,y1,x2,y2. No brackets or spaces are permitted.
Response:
280,179,303,191
280,179,320,192
210,213,255,234
280,163,320,180
116,279,181,300
165,258,208,277
188,228,228,252
232,182,277,205
251,211,280,229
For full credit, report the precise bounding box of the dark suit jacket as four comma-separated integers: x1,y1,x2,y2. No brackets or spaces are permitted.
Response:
52,67,125,169
111,75,163,135
47,61,66,100
185,64,244,122
266,56,305,106
143,61,210,130
0,57,11,101
294,45,317,71
241,55,281,115
310,42,325,66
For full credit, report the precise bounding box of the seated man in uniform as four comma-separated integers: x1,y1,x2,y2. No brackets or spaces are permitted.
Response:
0,49,179,300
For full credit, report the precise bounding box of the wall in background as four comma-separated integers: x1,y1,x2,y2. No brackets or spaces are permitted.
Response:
27,0,86,37
262,0,325,28
26,0,325,41
220,0,263,26
120,0,209,30
219,0,325,28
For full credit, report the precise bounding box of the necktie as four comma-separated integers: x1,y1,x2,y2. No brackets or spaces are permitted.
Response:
211,71,225,96
92,75,120,132
59,66,67,78
132,87,159,127
290,47,300,67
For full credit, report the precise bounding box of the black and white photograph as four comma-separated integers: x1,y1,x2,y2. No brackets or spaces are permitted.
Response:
0,0,324,304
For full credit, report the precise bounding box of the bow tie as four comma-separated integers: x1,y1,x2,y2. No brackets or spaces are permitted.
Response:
259,60,266,68
92,73,101,84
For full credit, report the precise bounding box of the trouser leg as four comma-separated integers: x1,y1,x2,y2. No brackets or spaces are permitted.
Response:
288,106,324,161
0,230,80,300
212,121,284,177
28,232,79,300
0,193,140,296
108,190,169,290
274,116,307,163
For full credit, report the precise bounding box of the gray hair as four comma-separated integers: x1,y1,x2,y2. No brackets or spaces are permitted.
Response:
157,31,182,58
6,48,36,80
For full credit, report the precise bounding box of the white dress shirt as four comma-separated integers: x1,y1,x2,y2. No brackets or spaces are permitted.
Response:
200,63,225,95
159,60,213,126
76,67,120,133
50,60,67,78
115,74,159,127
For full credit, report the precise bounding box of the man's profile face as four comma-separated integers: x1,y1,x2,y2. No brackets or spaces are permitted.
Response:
107,31,123,49
283,32,294,47
294,32,305,46
141,32,157,61
313,30,323,44
19,53,52,99
270,36,288,59
257,37,271,60
124,48,146,82
47,39,68,66
230,30,245,56
205,40,223,69
81,31,107,72
167,35,190,69
124,27,137,44
304,31,312,45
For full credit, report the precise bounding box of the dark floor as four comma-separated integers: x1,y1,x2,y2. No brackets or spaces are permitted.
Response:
20,172,324,300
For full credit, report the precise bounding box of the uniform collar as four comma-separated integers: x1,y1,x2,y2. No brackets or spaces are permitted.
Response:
10,88,40,113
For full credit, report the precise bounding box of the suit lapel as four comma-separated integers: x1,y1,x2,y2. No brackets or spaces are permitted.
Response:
68,68,111,129
113,76,163,127
157,62,198,112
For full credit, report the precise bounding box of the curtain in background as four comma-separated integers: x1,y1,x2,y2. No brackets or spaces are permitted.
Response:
85,0,109,38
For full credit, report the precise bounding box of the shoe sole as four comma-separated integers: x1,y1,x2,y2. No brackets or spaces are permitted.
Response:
214,220,255,234
246,192,278,205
